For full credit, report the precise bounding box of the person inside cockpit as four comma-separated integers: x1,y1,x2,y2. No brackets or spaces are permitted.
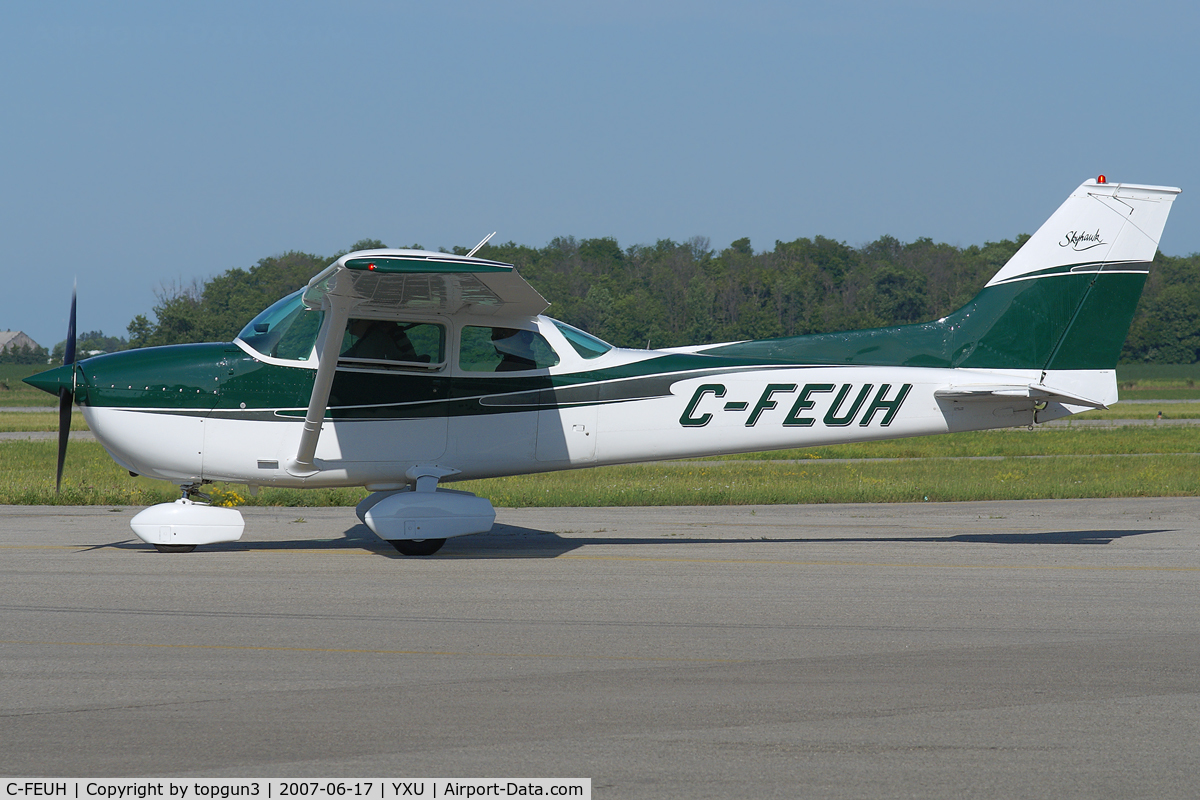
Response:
342,319,418,361
490,327,539,371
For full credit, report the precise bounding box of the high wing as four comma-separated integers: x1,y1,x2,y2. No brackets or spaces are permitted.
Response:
301,249,548,318
288,248,548,476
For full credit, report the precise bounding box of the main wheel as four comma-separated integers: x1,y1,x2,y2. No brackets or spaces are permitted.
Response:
388,538,446,556
154,544,197,553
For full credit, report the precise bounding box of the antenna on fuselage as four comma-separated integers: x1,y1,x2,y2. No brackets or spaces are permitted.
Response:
466,231,496,258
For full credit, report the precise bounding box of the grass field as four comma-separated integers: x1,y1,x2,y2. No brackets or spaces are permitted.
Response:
1073,402,1200,419
1116,363,1200,385
460,456,1200,507
0,365,54,407
1116,387,1200,400
0,411,88,432
702,426,1200,460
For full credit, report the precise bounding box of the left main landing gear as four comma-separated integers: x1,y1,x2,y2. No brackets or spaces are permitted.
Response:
387,538,447,556
357,467,496,557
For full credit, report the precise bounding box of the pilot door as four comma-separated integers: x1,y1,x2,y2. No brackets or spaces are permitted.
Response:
316,317,451,462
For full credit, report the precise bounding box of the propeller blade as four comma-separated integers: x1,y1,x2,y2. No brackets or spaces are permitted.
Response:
56,286,77,493
56,386,71,492
64,286,77,367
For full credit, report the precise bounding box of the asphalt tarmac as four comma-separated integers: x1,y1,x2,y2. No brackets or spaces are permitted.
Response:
2,499,1199,798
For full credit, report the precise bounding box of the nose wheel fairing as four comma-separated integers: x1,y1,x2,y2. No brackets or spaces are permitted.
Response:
129,498,245,550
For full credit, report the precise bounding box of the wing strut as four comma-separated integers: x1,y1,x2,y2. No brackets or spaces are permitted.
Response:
287,294,353,477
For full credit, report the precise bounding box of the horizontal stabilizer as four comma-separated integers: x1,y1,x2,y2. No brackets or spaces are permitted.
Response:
934,384,1107,409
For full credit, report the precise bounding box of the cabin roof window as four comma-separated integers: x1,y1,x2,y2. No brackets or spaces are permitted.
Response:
237,290,323,361
551,319,612,359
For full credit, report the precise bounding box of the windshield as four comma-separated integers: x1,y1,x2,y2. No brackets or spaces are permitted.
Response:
551,319,612,359
237,290,325,361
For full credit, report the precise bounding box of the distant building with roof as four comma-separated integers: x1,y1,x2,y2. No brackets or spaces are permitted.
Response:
0,331,42,353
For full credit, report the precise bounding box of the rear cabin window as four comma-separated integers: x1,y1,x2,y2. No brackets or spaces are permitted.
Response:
551,319,613,359
459,326,560,372
339,319,446,368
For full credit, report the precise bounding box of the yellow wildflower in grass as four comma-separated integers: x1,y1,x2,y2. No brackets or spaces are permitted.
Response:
208,487,245,507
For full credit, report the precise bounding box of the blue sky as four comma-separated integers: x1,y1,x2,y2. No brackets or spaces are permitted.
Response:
4,1,1198,350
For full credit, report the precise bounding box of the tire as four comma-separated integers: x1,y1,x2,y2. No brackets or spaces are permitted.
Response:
154,544,197,553
389,538,446,556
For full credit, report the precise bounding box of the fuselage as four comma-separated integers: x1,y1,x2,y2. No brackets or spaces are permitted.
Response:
69,309,1100,490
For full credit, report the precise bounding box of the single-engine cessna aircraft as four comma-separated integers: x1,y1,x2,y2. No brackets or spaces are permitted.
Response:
26,177,1180,554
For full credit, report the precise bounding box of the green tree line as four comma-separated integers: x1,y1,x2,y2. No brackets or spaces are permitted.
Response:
0,343,50,365
53,235,1200,364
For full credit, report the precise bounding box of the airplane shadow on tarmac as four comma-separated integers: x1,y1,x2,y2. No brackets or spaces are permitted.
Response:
438,525,1170,557
94,523,1170,557
379,523,1170,558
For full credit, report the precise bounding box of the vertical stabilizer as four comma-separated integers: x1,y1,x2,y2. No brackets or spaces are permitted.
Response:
984,179,1179,288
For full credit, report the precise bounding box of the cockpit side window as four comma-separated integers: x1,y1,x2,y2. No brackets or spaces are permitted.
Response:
459,326,561,372
339,319,446,368
237,290,324,361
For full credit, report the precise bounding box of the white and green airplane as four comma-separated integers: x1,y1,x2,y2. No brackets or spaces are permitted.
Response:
26,177,1180,554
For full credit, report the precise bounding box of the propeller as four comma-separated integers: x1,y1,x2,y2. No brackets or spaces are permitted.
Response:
56,286,77,492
